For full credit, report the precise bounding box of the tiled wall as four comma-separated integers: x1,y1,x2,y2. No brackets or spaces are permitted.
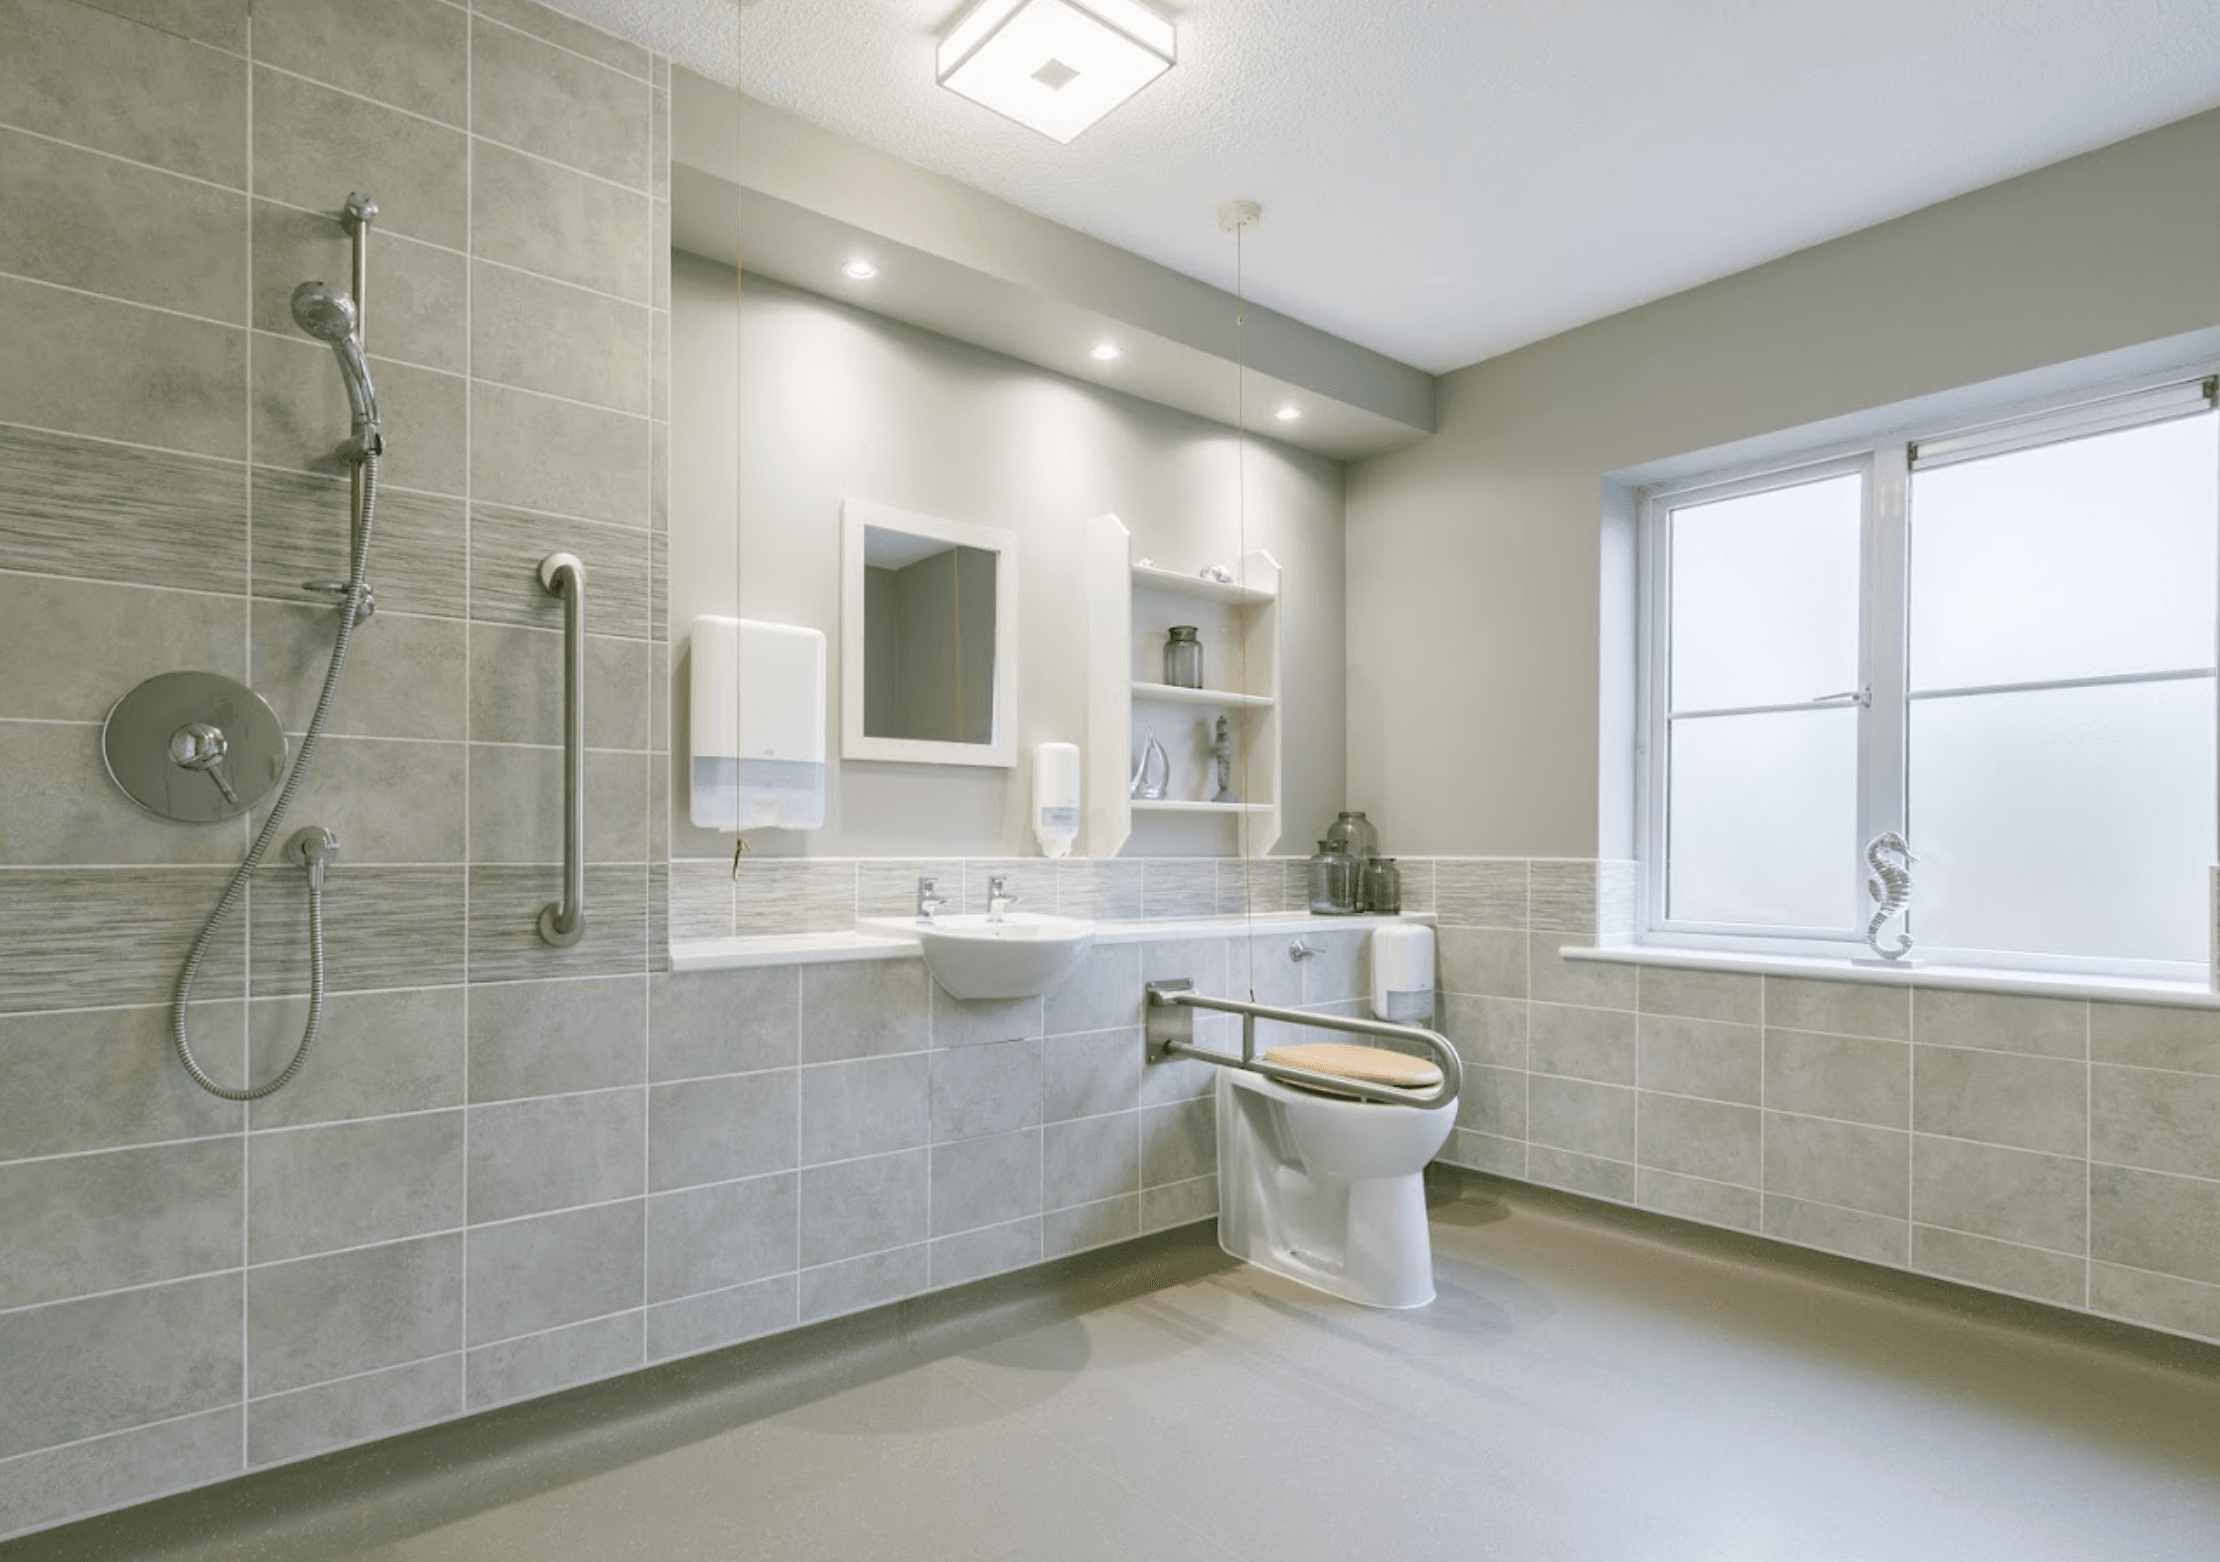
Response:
0,0,679,1539
1426,859,2220,1349
0,11,1373,1537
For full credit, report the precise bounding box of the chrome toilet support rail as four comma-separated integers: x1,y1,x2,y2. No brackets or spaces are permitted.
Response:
1145,980,1462,1109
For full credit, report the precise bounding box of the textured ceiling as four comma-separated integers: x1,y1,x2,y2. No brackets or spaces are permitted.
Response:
547,0,2220,374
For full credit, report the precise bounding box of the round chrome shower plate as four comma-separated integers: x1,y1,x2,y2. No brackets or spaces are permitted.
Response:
103,671,288,823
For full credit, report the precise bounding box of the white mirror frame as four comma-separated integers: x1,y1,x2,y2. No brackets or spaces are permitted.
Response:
841,497,1019,768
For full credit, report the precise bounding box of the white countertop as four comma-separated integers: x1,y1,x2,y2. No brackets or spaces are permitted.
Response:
669,911,1432,973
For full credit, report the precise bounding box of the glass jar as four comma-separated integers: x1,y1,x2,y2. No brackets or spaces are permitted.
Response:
1307,840,1357,915
1325,810,1377,860
1326,811,1378,908
1363,858,1401,917
1164,625,1203,689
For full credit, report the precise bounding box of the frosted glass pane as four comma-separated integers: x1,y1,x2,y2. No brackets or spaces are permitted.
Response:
1909,411,2218,690
1909,678,2216,963
1668,708,1858,927
1670,473,1862,711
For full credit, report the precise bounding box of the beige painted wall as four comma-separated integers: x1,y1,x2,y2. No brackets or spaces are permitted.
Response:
672,255,1349,858
1348,106,2220,857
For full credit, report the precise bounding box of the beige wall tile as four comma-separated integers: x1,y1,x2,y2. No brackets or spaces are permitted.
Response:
1530,1002,1636,1085
472,15,650,187
1913,1226,2085,1309
1639,1092,1760,1186
1913,1044,2087,1157
1764,1112,1908,1219
1762,1194,1906,1267
1638,964,1761,1024
1637,1167,1761,1233
1910,1134,2085,1255
2092,1065,2220,1182
0,0,247,182
2091,1164,2220,1288
1765,1028,1909,1129
1639,1014,1760,1105
2090,1002,2220,1076
0,128,247,322
1764,975,1909,1040
254,0,467,125
1530,939,1635,1008
0,277,245,456
253,68,466,249
1913,988,2086,1060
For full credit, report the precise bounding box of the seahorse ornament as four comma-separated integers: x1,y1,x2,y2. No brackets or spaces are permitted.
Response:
1864,832,1915,961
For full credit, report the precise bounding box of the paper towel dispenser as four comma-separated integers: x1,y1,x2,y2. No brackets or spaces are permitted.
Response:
690,616,826,831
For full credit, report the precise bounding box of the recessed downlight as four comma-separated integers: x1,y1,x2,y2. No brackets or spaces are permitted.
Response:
1273,404,1302,421
842,259,879,280
1090,342,1122,362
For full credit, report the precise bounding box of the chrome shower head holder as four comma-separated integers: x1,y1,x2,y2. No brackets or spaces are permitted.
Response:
289,280,382,459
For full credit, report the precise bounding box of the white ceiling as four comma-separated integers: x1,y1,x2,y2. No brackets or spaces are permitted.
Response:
552,0,2220,375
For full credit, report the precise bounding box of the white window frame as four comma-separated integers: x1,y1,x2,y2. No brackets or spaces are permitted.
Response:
1633,365,2220,982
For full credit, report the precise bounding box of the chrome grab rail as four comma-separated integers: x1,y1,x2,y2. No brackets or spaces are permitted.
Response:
1145,979,1461,1109
537,552,586,947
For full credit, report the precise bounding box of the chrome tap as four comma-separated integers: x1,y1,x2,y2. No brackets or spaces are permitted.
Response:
987,875,1019,923
916,876,948,925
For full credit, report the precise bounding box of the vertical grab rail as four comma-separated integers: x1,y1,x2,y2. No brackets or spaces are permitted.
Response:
538,552,587,947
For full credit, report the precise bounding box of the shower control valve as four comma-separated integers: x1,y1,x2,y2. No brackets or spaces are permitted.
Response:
168,721,239,805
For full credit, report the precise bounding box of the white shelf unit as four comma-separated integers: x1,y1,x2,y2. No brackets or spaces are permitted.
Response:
1085,515,1282,859
1129,682,1275,710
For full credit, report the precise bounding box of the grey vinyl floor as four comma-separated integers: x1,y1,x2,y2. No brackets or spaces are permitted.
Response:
17,1180,2220,1560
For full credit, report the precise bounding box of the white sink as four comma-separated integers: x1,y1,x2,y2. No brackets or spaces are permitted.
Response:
864,913,1097,1000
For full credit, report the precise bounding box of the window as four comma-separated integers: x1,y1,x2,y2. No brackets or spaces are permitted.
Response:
1640,373,2220,981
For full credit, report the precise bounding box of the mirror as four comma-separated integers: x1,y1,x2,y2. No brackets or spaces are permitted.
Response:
841,499,1018,767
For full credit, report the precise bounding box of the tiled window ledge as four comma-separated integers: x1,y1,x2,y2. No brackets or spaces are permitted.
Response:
671,911,1433,973
1562,943,2220,1010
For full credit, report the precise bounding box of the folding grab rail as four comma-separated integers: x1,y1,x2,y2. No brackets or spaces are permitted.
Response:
1145,980,1462,1109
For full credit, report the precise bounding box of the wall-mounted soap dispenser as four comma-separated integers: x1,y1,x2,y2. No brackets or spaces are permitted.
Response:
1034,742,1080,858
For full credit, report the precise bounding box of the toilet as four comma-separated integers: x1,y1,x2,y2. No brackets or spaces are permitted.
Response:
1216,1040,1457,1309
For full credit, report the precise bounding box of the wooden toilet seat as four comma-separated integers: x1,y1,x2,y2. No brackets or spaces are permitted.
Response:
1261,1041,1444,1098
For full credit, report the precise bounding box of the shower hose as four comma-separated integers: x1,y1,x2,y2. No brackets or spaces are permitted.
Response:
171,455,379,1100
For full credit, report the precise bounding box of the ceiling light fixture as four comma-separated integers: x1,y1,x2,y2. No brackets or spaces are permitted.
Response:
1090,342,1122,361
1274,404,1302,422
937,0,1174,145
841,259,879,280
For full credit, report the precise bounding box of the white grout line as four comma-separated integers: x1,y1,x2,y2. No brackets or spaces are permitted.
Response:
243,1349,462,1407
470,7,655,86
0,265,250,334
0,1402,239,1471
0,116,250,194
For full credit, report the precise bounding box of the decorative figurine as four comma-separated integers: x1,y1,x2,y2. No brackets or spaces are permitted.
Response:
1864,832,1914,960
1200,563,1233,584
1130,728,1169,800
1210,715,1235,803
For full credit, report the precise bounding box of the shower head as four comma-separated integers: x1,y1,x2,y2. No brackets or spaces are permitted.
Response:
289,281,379,447
289,280,357,343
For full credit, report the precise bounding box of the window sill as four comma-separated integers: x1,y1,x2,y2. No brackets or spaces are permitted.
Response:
1559,943,2220,1010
